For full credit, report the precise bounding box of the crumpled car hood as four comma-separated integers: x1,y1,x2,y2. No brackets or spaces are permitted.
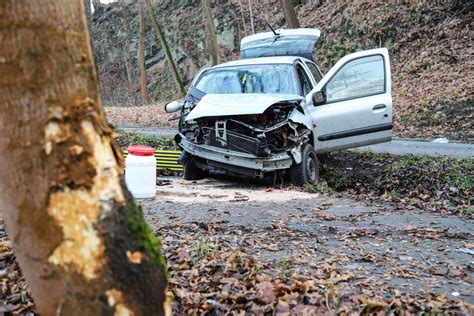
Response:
185,93,303,121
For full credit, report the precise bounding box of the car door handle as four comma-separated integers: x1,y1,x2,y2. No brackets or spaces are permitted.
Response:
373,104,387,111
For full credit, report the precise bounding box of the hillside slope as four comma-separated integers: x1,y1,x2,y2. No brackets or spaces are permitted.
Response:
92,0,473,141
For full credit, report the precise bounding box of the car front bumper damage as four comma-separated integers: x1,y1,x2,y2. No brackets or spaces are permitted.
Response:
179,135,297,177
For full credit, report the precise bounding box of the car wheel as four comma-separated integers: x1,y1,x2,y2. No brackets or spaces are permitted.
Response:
183,157,207,180
290,143,319,185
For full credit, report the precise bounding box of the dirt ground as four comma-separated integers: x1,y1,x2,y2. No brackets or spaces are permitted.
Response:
143,177,474,313
105,103,178,128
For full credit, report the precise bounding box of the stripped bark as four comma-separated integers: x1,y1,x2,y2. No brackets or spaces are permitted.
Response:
280,0,300,28
139,0,150,103
202,0,222,65
0,1,167,314
144,0,185,97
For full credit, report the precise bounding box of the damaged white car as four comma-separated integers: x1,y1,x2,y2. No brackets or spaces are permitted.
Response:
166,28,392,184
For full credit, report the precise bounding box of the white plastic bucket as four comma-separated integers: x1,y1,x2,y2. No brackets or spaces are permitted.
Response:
125,145,156,198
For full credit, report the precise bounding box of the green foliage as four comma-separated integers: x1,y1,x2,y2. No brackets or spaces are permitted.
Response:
196,239,211,261
116,130,178,150
125,200,167,273
280,257,288,280
379,155,473,198
305,182,335,194
318,150,473,214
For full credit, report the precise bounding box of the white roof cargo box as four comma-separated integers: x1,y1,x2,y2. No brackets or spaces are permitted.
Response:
240,28,321,61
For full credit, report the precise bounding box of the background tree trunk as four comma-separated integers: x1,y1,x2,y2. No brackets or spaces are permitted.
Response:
92,0,102,12
144,0,185,97
120,1,137,106
138,0,150,103
84,0,92,24
280,0,300,28
0,1,167,315
237,0,248,36
248,0,256,34
202,0,222,65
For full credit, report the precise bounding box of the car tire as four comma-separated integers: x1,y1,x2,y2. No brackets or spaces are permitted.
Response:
183,157,207,180
290,143,319,185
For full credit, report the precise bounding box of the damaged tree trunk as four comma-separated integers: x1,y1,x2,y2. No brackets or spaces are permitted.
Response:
0,1,167,315
280,0,300,28
138,0,150,103
201,0,222,65
144,0,185,97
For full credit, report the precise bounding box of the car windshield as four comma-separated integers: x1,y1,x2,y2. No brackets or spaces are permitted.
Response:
195,64,299,95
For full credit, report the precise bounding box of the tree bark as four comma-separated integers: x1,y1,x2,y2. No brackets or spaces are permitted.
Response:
92,0,102,12
122,6,138,106
84,0,92,24
138,0,150,103
201,0,222,65
237,0,248,36
144,0,185,97
248,0,255,34
280,0,300,28
0,1,167,315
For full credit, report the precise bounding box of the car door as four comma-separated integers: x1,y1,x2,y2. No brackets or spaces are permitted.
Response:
305,48,392,153
304,61,323,85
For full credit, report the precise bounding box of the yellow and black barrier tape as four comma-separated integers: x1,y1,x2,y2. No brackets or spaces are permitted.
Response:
123,149,183,171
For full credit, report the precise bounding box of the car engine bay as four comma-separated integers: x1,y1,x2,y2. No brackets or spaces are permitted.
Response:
179,99,311,158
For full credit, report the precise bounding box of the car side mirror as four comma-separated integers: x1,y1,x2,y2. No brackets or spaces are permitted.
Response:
312,91,326,106
164,101,183,113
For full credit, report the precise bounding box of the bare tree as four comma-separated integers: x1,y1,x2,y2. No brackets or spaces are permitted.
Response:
201,0,222,65
144,0,185,97
248,0,256,34
84,0,92,23
280,0,300,28
92,0,102,12
120,2,137,106
0,1,167,314
139,0,150,103
237,0,248,35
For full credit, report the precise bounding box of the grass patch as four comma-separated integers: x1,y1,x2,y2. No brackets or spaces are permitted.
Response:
196,239,211,261
319,151,473,216
115,130,178,151
305,182,335,194
280,257,288,280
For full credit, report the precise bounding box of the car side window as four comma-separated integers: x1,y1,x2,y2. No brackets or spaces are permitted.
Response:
305,62,322,83
325,55,385,103
296,64,313,96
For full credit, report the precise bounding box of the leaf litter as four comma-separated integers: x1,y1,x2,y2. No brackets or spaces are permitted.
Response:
2,175,473,314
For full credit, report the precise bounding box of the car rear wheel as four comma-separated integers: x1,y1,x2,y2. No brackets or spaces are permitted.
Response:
290,143,319,185
183,157,207,180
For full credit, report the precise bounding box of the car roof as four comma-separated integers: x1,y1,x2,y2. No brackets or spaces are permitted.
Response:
213,56,313,69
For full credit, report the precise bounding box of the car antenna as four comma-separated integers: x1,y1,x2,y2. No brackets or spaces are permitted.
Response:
265,21,280,37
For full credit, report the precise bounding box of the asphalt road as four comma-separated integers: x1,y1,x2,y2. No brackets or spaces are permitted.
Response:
144,177,474,304
117,126,474,159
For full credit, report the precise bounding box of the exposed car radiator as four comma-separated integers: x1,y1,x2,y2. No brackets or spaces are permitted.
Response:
203,127,271,157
